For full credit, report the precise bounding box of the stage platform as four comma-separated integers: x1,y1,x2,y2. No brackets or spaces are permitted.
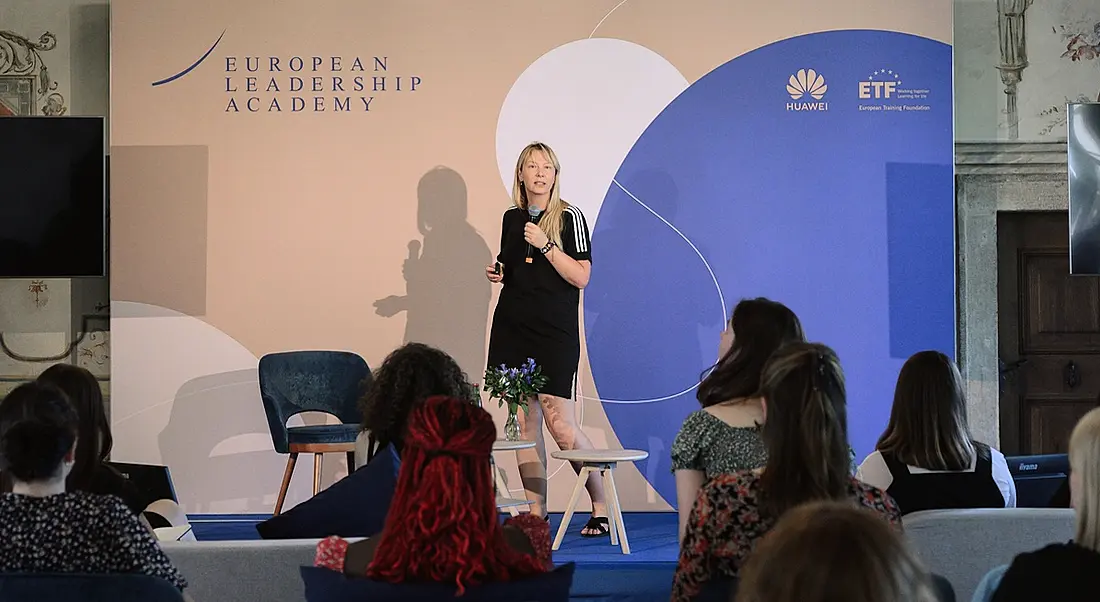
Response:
190,512,680,602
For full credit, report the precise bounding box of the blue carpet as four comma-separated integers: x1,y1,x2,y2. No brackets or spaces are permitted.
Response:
189,512,679,601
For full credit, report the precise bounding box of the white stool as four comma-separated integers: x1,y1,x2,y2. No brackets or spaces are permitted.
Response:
493,439,536,516
550,448,649,554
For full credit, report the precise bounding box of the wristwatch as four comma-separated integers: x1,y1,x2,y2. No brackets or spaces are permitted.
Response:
540,241,556,255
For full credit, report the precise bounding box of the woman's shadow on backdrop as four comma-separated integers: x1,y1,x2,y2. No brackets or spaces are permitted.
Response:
373,167,492,378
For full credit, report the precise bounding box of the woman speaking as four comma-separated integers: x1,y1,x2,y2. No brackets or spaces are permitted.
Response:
485,142,608,537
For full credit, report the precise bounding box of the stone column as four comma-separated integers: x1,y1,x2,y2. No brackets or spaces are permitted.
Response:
996,0,1033,140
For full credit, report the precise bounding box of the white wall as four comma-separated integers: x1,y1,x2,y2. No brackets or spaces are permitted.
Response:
954,0,1100,141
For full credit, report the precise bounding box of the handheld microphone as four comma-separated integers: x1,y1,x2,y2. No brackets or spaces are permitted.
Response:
526,206,543,263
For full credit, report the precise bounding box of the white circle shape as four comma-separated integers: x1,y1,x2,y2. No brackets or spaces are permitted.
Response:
495,38,688,224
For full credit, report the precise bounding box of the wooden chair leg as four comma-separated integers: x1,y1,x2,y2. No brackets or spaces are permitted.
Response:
552,465,592,551
313,453,323,495
346,451,356,473
274,453,298,516
605,466,630,554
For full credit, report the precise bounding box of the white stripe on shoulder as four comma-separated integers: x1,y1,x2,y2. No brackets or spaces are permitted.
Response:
565,205,588,252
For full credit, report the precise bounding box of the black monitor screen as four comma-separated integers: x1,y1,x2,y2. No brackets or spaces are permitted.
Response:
0,116,106,278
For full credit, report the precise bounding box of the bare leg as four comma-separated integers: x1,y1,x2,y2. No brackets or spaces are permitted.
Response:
539,393,608,535
515,398,547,516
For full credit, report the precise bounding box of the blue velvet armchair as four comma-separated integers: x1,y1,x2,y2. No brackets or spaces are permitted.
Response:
259,350,372,514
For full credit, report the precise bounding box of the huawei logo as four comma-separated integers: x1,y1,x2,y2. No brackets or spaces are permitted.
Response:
786,69,827,100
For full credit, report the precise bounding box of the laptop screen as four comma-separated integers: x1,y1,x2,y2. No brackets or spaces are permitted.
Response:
105,462,178,504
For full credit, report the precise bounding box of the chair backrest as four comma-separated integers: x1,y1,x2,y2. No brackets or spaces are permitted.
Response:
692,577,736,602
903,508,1075,601
259,351,372,453
299,562,575,602
0,573,185,602
165,538,352,602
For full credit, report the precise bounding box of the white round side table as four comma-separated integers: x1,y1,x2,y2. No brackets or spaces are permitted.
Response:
549,448,649,554
492,439,536,515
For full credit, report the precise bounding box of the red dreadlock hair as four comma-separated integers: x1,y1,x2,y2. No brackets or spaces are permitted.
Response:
366,395,546,592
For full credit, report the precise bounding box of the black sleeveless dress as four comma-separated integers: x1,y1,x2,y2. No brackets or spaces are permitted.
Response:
881,442,1006,515
487,205,592,399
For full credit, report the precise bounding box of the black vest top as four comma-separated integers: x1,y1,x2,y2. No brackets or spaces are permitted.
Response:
882,442,1006,515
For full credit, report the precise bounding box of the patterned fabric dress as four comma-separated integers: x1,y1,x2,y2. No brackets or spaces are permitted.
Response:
670,472,900,602
0,492,187,590
670,410,768,478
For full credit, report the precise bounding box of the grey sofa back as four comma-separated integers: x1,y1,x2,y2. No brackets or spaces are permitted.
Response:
903,508,1075,601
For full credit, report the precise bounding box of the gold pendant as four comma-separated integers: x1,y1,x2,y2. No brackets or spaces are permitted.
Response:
525,257,534,264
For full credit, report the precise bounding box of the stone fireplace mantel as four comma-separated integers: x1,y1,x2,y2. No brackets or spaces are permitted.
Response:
955,141,1067,446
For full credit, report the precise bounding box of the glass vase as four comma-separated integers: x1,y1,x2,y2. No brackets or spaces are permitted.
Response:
504,409,521,441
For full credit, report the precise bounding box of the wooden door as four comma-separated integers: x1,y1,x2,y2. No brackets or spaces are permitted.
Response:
998,211,1100,455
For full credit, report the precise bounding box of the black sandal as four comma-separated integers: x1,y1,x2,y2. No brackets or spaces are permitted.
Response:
580,516,610,538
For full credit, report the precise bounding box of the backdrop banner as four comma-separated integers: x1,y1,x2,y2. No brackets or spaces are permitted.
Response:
111,0,953,513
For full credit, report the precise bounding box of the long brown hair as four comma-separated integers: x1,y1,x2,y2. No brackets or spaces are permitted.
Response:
696,298,804,407
511,142,567,248
876,351,975,471
37,364,111,491
758,343,850,518
737,502,938,602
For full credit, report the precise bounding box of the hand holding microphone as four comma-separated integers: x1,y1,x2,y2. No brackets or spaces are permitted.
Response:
524,222,549,250
402,240,421,282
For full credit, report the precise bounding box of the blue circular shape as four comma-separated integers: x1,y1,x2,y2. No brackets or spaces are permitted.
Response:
584,30,954,506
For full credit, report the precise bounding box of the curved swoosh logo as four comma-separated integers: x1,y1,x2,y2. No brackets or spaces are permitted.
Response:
151,29,226,87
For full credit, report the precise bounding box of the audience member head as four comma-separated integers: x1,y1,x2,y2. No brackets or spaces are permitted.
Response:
758,342,848,517
1070,407,1100,550
359,343,473,448
876,350,975,471
697,298,804,407
0,382,79,486
367,396,544,591
37,364,111,490
736,502,939,602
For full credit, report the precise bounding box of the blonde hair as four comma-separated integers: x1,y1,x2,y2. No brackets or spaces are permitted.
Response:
737,502,938,602
1070,407,1100,550
511,142,567,248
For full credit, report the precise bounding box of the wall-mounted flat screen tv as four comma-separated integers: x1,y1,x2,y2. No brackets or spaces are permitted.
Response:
1069,103,1100,275
0,116,106,278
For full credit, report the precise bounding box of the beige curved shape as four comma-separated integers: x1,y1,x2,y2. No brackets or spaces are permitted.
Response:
110,301,318,514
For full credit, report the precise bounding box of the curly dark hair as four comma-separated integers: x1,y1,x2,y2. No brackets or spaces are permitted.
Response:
360,343,474,448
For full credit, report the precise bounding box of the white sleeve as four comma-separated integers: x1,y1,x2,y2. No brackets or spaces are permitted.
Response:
855,451,894,491
990,448,1017,508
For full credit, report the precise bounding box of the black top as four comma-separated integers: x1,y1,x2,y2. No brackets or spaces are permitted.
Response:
0,491,188,590
487,205,593,399
992,543,1100,602
881,443,1005,515
496,205,592,315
